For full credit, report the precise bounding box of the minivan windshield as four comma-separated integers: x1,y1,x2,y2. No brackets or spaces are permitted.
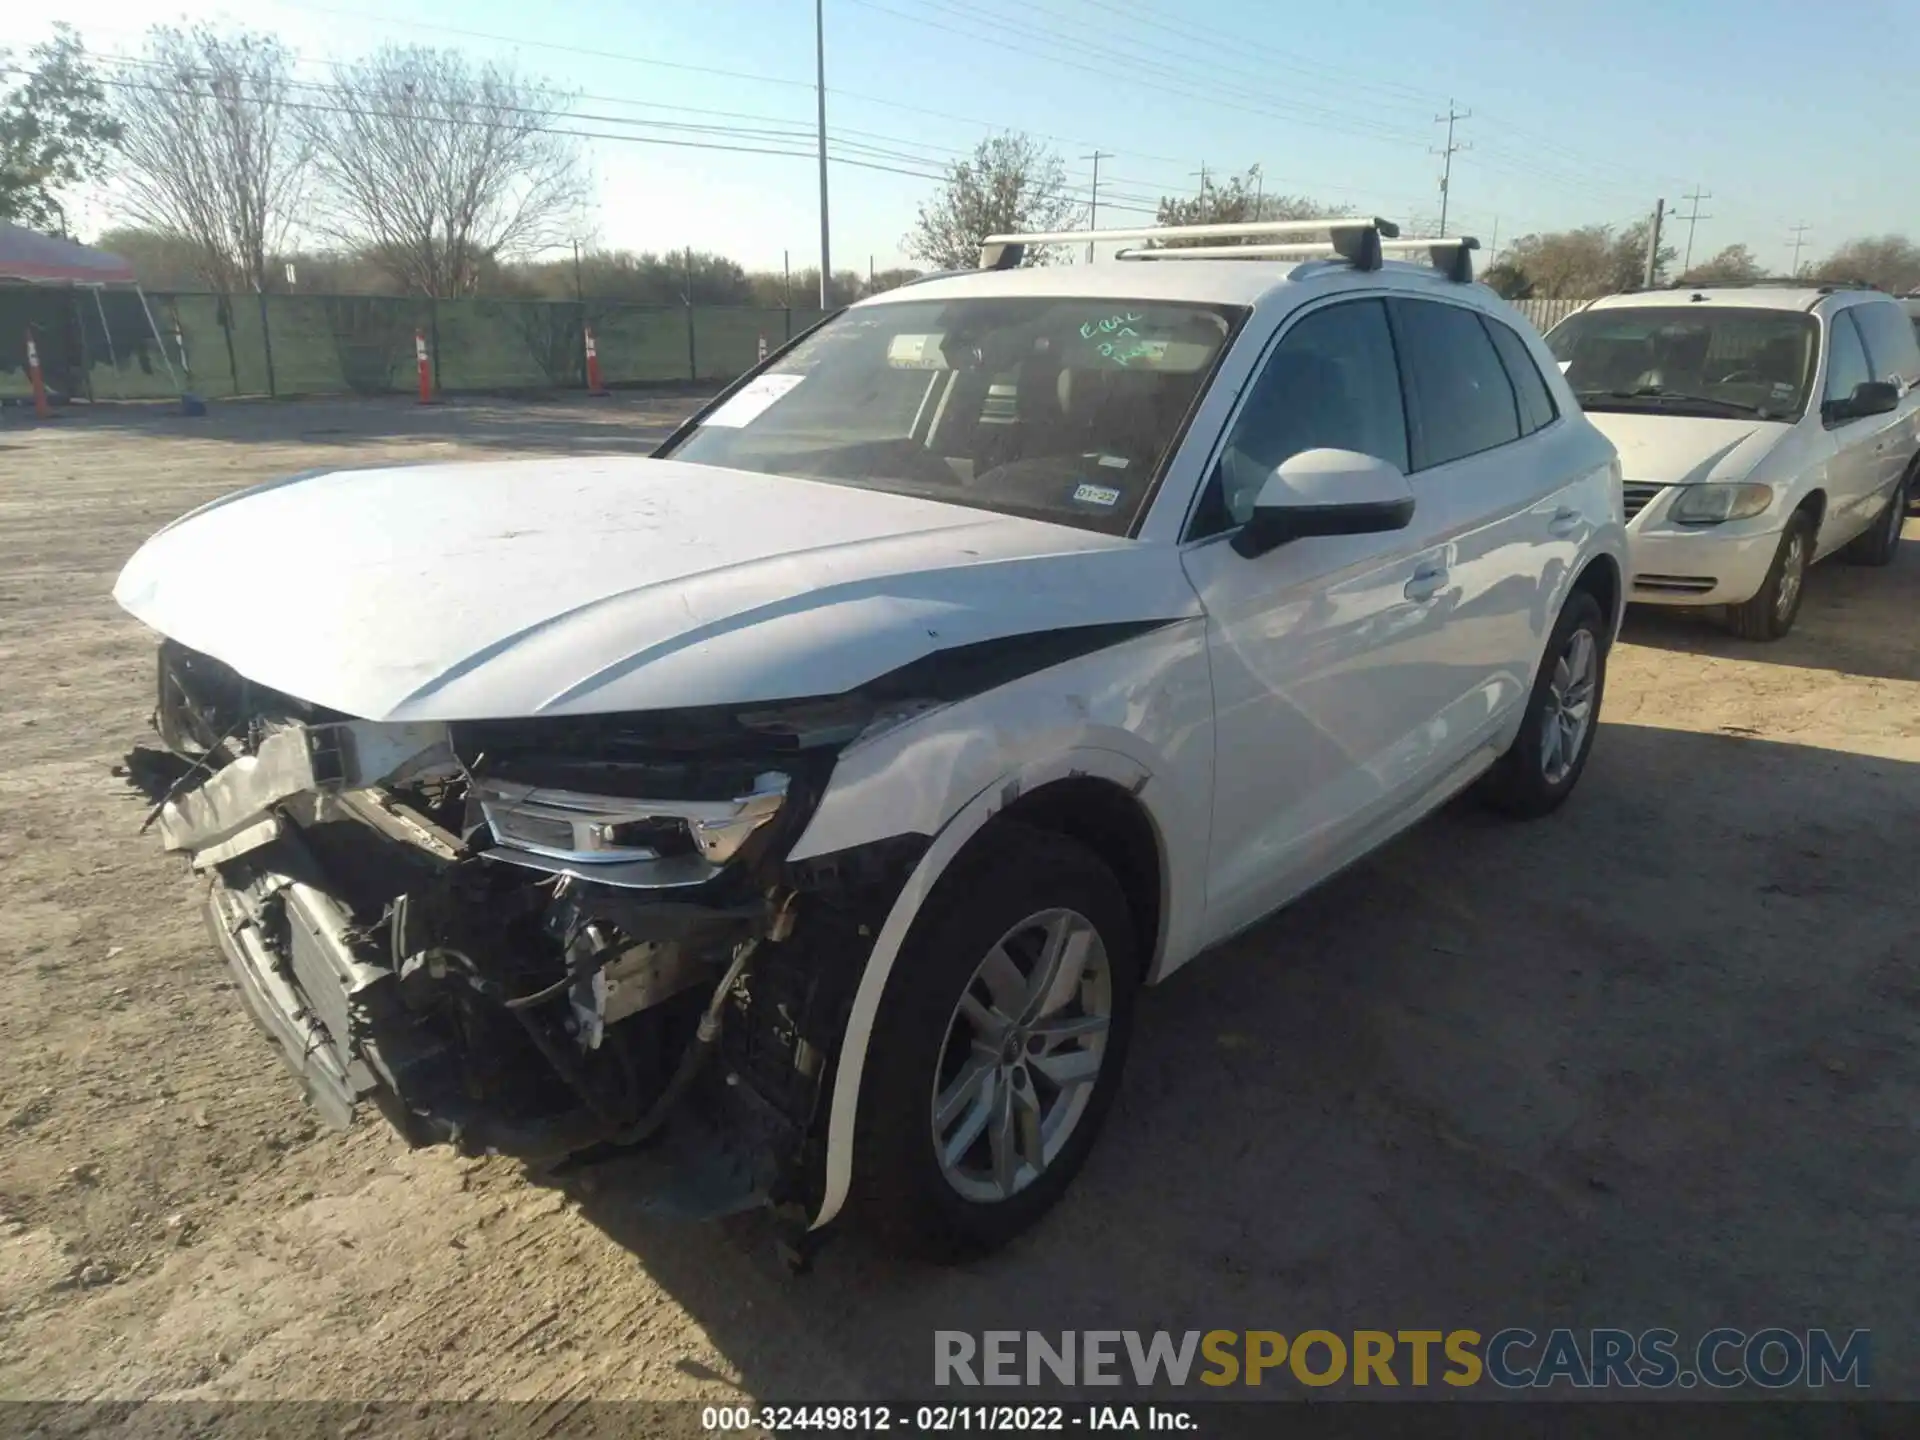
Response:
660,296,1243,536
1546,306,1818,421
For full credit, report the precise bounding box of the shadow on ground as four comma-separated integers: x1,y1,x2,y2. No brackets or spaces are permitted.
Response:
1621,520,1919,683
549,722,1919,1401
0,392,715,457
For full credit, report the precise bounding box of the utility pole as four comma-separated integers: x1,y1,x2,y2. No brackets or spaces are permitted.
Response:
1252,164,1264,220
1432,100,1471,236
814,0,832,310
1788,221,1811,276
572,238,583,303
1677,184,1712,275
1082,150,1111,261
1191,163,1210,222
1643,198,1666,289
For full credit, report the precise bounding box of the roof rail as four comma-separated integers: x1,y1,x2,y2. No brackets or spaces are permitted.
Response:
978,218,1481,282
1664,276,1879,293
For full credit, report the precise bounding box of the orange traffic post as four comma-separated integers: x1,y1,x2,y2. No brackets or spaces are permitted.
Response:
583,325,608,397
414,328,434,404
24,329,51,420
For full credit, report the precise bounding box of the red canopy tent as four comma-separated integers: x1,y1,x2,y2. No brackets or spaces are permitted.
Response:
1,222,183,404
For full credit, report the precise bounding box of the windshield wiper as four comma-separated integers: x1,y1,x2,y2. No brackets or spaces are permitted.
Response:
1578,386,1767,417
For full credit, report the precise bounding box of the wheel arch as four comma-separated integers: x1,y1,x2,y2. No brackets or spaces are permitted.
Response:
809,747,1171,1232
1570,550,1625,643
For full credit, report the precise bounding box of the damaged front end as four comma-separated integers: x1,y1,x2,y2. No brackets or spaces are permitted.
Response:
132,641,927,1242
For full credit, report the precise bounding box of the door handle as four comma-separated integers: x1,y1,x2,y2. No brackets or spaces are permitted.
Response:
1548,506,1581,537
1404,563,1448,603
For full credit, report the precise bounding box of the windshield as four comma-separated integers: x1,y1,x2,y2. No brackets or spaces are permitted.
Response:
1546,306,1818,421
659,296,1243,535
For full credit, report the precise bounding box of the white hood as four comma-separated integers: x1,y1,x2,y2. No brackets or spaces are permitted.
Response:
113,456,1199,722
1581,411,1786,487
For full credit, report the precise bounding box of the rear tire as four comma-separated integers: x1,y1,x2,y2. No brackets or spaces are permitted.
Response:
850,823,1139,1263
1842,471,1910,567
1479,589,1608,819
1726,509,1816,640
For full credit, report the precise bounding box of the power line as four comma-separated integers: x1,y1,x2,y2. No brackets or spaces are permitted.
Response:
839,0,1435,150
269,0,1194,170
1433,100,1470,237
1676,184,1712,274
1082,151,1111,260
1788,221,1812,276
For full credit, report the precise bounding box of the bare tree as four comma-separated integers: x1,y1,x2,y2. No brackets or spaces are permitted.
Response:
1815,235,1920,294
1680,243,1763,285
112,26,304,293
905,133,1079,271
1154,166,1328,245
299,46,587,297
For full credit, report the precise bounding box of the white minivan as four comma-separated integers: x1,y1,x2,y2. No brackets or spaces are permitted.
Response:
1547,285,1920,638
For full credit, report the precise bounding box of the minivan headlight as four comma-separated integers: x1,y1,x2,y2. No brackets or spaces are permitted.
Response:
1670,482,1774,525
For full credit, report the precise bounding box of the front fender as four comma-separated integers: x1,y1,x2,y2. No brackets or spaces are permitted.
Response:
807,743,1175,1233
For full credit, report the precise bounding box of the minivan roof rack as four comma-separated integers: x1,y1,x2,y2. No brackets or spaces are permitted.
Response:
978,217,1481,283
1663,276,1879,293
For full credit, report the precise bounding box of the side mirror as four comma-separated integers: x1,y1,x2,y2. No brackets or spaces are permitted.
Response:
1827,379,1900,422
1232,448,1416,558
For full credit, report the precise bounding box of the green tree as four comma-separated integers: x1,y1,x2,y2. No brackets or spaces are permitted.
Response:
0,25,121,232
906,132,1079,272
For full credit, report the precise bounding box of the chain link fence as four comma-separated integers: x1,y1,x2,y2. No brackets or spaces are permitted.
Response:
1513,297,1586,334
1,288,827,403
2,288,1588,405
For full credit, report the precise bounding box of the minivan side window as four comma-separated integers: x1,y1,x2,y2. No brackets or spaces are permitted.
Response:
1482,317,1559,434
1389,298,1523,468
1847,301,1920,387
1189,298,1409,538
1823,311,1873,411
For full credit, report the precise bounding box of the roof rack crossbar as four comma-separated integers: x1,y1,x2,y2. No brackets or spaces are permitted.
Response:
1110,234,1480,282
979,216,1400,272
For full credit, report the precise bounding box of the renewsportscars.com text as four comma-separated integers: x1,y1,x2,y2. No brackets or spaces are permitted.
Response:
934,1328,1871,1390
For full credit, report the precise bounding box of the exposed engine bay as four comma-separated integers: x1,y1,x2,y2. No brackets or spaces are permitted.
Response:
130,639,932,1256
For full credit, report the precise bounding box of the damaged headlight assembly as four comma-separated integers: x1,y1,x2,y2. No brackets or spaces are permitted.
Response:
472,772,792,888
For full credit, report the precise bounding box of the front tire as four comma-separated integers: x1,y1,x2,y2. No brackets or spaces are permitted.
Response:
850,823,1139,1262
1726,509,1815,639
1478,589,1608,819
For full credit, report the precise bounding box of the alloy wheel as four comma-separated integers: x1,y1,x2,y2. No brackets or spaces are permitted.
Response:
1775,531,1808,622
1539,627,1597,786
931,908,1113,1203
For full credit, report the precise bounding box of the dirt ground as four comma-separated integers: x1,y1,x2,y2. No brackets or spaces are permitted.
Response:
1,396,1916,1407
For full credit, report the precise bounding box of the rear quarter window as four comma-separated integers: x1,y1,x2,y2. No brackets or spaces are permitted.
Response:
1848,301,1920,385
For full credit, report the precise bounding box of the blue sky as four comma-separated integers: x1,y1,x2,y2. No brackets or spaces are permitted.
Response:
20,0,1918,275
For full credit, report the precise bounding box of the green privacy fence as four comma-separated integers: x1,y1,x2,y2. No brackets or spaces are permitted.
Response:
0,287,827,403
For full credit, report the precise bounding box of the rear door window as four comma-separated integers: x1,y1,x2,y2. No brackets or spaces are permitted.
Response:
1389,298,1523,469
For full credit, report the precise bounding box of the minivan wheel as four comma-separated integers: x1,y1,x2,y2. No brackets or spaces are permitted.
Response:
850,823,1138,1262
1842,472,1910,567
1727,509,1816,639
1478,589,1608,819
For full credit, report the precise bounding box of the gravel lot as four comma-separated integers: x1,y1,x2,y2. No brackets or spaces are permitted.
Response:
1,396,1916,1405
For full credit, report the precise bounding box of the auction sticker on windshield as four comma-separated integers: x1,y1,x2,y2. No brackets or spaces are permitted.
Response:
704,373,806,427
